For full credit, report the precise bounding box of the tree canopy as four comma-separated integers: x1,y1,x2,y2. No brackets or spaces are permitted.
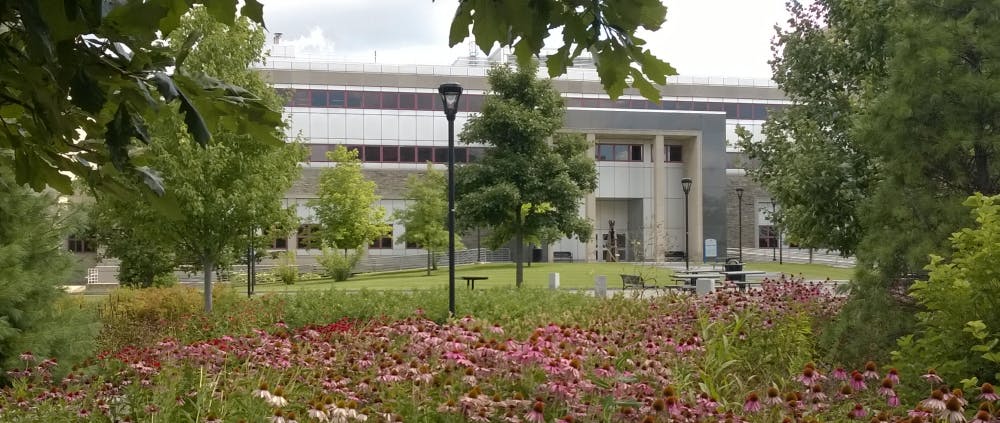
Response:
311,146,389,252
395,164,455,276
457,62,597,287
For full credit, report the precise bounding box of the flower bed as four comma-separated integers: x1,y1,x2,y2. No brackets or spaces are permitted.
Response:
2,279,996,421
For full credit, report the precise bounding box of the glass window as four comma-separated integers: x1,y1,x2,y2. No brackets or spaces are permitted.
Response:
596,144,613,161
399,93,416,109
613,145,629,161
724,102,738,119
629,99,650,109
709,101,726,112
381,92,398,109
328,90,345,107
292,89,310,107
454,147,467,162
582,98,600,108
310,145,329,162
630,145,643,161
310,90,328,107
405,241,419,249
346,145,362,159
598,98,616,108
271,237,287,250
667,145,683,162
433,147,449,163
297,224,322,250
736,103,753,119
417,147,432,163
458,95,469,112
369,235,393,249
416,93,435,110
363,92,381,109
276,88,292,106
346,91,363,108
400,146,416,162
758,225,777,248
753,104,769,120
659,100,676,110
467,95,484,112
67,235,95,253
382,146,399,162
364,146,381,162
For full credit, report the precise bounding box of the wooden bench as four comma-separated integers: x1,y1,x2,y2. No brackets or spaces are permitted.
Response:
553,251,573,262
461,276,488,289
620,274,656,289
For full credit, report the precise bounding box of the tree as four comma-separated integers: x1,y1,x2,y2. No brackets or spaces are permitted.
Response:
448,0,676,101
0,0,282,198
0,166,97,381
91,9,303,312
394,164,460,276
311,145,389,253
457,62,597,287
741,0,1000,364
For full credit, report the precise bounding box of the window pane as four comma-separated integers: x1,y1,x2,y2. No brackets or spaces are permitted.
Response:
416,93,434,110
598,98,616,108
382,146,399,162
417,147,432,163
346,91,363,108
292,89,310,107
328,90,345,107
467,95,484,112
432,147,448,163
381,92,398,109
454,147,467,162
364,146,380,162
753,104,769,120
310,90,328,107
660,99,676,110
363,92,381,109
724,102,738,119
458,95,469,112
310,145,329,162
582,98,600,108
667,145,683,162
709,101,726,112
737,103,753,119
630,145,643,161
597,144,613,160
614,145,629,161
629,99,649,109
399,93,416,109
400,146,416,162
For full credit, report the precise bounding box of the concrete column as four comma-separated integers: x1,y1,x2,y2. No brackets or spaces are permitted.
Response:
652,135,666,262
585,133,598,262
686,135,704,260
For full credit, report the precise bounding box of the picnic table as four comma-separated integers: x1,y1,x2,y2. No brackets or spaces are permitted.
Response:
720,270,767,291
462,276,488,289
672,272,724,286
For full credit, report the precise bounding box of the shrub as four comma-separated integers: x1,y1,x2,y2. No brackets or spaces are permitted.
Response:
891,194,1000,394
272,252,298,285
317,246,361,281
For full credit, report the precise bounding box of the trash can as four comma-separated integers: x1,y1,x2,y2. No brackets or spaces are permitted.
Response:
532,248,544,263
725,258,744,282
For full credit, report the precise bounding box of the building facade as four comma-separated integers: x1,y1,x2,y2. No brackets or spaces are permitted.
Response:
256,46,789,263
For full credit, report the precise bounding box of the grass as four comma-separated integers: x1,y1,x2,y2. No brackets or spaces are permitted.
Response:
252,261,854,293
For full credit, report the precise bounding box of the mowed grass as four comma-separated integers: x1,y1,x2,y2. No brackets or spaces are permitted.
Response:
252,261,854,293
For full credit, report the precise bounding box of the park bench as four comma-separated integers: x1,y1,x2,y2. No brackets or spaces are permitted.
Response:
553,251,573,262
664,251,685,262
620,274,656,289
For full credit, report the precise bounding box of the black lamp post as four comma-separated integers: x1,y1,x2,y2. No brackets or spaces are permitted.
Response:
770,199,777,262
735,187,744,262
681,177,693,271
439,82,462,317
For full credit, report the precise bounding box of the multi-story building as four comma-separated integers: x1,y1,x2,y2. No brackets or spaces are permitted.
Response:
256,43,789,264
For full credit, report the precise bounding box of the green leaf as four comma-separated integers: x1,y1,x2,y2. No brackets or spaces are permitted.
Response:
205,0,237,25
135,166,165,196
241,0,266,26
177,91,212,146
629,68,661,102
69,69,107,114
448,4,473,47
174,30,203,71
152,72,180,102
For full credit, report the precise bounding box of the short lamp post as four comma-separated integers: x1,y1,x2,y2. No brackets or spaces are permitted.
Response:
735,187,744,262
681,177,693,271
438,82,463,317
770,199,777,262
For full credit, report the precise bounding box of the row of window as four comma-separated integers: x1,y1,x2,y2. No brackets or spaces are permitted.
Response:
279,88,785,120
595,144,683,162
294,224,408,250
309,145,488,163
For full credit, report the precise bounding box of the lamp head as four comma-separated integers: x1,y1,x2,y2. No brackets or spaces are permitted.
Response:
438,82,463,118
681,177,693,194
735,187,744,199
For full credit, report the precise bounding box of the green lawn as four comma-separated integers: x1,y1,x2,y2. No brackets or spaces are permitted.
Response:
252,261,854,293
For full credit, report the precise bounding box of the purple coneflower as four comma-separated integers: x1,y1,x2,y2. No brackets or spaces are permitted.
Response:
797,366,819,386
887,368,900,385
863,361,879,380
743,392,761,413
850,403,867,419
922,369,944,384
878,378,896,397
940,397,966,423
921,389,947,412
267,387,288,407
887,395,900,407
971,410,992,423
850,371,867,391
979,383,999,401
525,401,545,423
764,387,783,406
832,367,848,381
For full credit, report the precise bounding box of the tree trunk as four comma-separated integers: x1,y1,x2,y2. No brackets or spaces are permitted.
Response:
515,231,524,288
426,250,432,276
203,258,214,313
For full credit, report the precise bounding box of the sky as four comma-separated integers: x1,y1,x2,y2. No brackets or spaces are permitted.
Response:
259,0,790,79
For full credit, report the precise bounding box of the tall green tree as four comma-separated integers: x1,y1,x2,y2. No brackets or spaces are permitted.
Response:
0,166,97,381
91,9,303,312
741,0,1000,364
394,164,460,275
311,146,389,252
457,63,597,287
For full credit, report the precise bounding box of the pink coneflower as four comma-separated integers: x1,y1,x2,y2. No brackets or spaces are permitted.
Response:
972,410,992,423
267,387,289,407
764,387,783,406
921,389,947,412
941,397,966,423
19,351,34,363
77,408,91,418
850,371,867,391
555,415,575,423
863,361,879,380
878,378,896,397
206,412,222,423
979,383,999,401
253,383,272,401
908,405,933,418
525,401,545,423
743,392,761,413
887,368,900,385
832,367,848,381
797,366,819,386
888,395,901,408
490,325,504,334
922,369,944,384
809,383,827,401
850,403,867,419
951,388,968,407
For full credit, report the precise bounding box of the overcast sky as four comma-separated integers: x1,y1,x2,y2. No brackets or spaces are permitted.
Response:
259,0,790,79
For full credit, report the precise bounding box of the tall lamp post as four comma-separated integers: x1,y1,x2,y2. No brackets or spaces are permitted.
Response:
681,177,693,271
735,188,744,262
769,199,777,262
438,82,463,317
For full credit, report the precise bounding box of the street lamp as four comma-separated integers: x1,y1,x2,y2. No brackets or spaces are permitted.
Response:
439,82,463,317
735,187,744,262
769,199,777,262
681,177,693,271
